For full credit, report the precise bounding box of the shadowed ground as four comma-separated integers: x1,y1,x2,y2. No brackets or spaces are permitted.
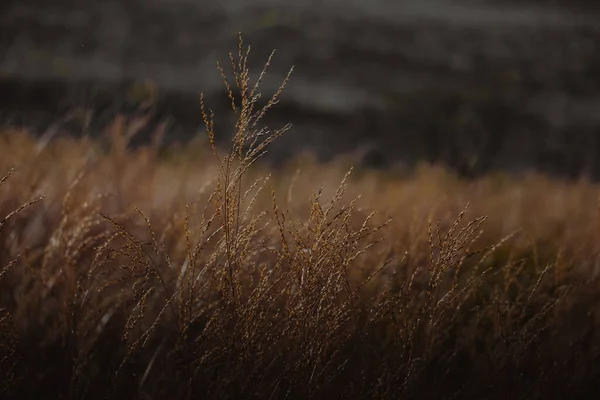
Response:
1,0,600,177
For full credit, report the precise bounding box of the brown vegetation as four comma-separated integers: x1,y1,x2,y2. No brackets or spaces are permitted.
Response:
0,37,599,399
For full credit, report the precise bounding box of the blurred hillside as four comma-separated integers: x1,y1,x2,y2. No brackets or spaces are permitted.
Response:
1,0,600,178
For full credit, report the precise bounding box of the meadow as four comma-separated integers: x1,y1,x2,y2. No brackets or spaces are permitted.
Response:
1,40,599,399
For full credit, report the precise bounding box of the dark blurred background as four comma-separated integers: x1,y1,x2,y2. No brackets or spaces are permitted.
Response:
1,0,600,178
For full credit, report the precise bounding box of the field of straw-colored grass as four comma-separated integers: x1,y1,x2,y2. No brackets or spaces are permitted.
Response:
1,38,600,399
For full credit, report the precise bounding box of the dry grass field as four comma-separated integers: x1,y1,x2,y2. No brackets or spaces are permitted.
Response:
1,39,599,399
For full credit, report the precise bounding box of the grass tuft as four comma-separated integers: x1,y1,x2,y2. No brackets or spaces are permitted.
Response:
0,36,599,399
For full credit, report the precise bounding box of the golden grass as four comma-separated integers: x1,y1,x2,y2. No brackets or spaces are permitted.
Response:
0,36,599,399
